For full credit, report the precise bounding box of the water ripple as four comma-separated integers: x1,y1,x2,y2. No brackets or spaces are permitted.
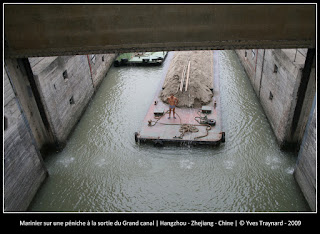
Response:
28,51,310,212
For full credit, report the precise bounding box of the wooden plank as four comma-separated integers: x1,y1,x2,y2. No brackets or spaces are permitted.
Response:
177,66,183,92
185,60,191,91
179,65,186,92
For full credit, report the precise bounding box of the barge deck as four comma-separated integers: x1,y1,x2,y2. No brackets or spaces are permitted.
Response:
135,50,224,146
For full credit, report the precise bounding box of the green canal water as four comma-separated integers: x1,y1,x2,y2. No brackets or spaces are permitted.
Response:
28,51,310,212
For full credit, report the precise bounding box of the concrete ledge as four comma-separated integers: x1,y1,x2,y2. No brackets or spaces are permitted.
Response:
5,5,315,58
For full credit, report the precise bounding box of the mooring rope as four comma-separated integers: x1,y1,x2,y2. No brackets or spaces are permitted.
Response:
148,110,211,140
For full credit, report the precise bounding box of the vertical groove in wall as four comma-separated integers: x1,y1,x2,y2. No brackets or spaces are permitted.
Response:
290,49,315,137
236,49,312,149
4,61,48,211
87,55,95,89
258,49,266,97
254,49,259,74
21,58,52,132
4,61,47,168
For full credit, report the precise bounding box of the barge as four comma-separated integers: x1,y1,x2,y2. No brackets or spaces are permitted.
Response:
135,50,225,146
114,51,167,67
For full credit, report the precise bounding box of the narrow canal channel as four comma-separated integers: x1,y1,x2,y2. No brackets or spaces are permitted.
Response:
28,51,310,212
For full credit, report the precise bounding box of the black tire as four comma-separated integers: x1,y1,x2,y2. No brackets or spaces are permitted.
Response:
221,132,225,143
120,58,128,66
114,60,120,67
208,119,216,126
153,140,163,147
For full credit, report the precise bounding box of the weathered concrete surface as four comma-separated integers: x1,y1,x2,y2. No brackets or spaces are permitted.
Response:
289,50,316,148
294,97,316,211
4,4,315,58
29,56,91,147
31,56,91,147
235,49,315,149
28,54,116,148
4,58,54,151
4,65,48,211
4,53,115,211
87,54,117,89
236,49,316,211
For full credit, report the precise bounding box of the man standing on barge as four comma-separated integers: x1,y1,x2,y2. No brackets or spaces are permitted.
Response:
167,94,179,119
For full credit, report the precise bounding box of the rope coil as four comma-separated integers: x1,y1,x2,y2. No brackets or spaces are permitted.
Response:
148,109,212,140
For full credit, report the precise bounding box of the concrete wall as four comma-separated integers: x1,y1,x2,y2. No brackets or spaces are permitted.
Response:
28,54,116,148
4,5,315,58
88,54,117,89
235,49,312,149
4,58,54,151
4,54,115,211
4,64,48,211
29,55,93,147
236,49,316,211
294,96,316,211
290,51,316,147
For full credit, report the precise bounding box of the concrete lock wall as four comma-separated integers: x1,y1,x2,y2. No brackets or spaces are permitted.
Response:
235,49,311,149
294,97,316,211
29,55,94,148
4,54,116,211
4,58,54,151
4,63,48,211
88,54,116,89
236,49,316,211
29,53,116,148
